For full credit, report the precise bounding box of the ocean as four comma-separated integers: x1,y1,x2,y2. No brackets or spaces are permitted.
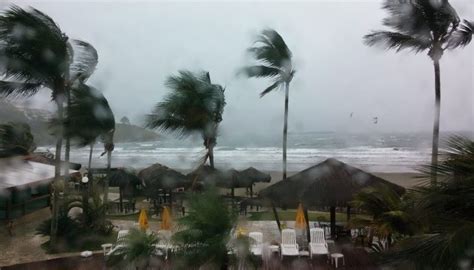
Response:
56,131,458,173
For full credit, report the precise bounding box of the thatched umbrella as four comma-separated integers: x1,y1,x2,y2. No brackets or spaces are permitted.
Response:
139,163,189,190
107,168,141,212
139,163,189,210
260,158,405,238
238,167,271,197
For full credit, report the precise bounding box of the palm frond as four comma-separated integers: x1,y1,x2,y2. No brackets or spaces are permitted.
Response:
447,20,473,49
240,65,280,79
381,0,459,39
69,39,98,82
0,80,42,98
364,31,431,53
247,29,292,71
146,70,225,141
260,80,281,97
0,5,69,95
0,122,36,157
55,83,114,147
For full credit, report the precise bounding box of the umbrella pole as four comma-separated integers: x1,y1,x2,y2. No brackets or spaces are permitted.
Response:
330,206,336,239
119,187,123,213
271,204,281,232
347,206,351,221
303,206,311,243
169,189,173,214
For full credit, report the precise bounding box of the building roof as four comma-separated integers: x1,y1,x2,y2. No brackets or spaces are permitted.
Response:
0,158,78,190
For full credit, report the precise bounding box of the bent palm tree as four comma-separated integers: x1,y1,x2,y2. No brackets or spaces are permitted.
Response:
64,40,99,175
242,29,295,180
0,122,36,158
0,6,101,245
61,83,115,189
146,70,225,169
364,0,473,184
0,6,71,245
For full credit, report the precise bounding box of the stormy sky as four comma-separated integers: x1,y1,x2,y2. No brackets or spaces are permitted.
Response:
3,0,474,138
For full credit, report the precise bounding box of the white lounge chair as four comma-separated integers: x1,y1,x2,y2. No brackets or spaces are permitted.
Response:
280,229,299,259
249,232,263,256
107,229,129,256
309,228,329,259
154,230,173,259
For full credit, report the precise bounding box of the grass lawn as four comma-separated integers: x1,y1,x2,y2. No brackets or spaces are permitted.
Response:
248,210,370,222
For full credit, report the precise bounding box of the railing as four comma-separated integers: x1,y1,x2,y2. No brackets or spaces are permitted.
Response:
1,194,50,220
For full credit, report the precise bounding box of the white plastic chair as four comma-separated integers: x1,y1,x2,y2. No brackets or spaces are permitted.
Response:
107,229,129,256
280,229,299,259
154,230,173,259
249,231,263,256
309,228,329,259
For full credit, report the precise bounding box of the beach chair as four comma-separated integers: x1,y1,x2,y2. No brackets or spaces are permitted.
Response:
106,229,129,256
154,230,173,259
309,228,329,259
249,232,263,256
280,229,299,259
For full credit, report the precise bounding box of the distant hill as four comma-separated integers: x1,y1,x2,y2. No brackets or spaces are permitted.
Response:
0,101,159,145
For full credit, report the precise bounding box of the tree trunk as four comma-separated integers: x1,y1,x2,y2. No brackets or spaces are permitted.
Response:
347,206,351,221
88,144,94,192
208,141,215,169
282,82,290,180
330,206,336,239
64,90,71,177
50,96,65,247
431,59,441,185
303,207,311,243
103,150,112,212
119,187,123,213
272,204,282,232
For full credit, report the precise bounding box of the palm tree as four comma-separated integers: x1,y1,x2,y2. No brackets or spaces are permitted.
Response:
351,184,418,248
107,228,160,269
146,70,225,169
0,6,100,245
64,40,99,175
0,122,36,157
388,136,474,268
61,83,115,190
173,188,236,269
242,29,295,180
364,0,473,183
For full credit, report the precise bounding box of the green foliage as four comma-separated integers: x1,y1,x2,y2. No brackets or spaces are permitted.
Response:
0,5,69,98
364,0,472,59
351,184,418,237
0,122,36,157
50,83,115,147
146,70,225,139
106,228,159,269
384,136,474,269
242,29,294,97
173,188,236,268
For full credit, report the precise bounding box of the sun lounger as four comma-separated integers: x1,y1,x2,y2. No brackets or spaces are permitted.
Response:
280,229,299,259
309,228,329,259
249,231,263,256
106,229,129,256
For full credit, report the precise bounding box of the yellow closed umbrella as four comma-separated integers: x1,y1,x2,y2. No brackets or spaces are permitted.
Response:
295,203,306,229
138,208,149,231
160,206,172,230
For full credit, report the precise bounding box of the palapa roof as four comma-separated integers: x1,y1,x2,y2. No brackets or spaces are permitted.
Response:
187,166,272,189
107,168,141,187
260,158,405,208
139,163,189,189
